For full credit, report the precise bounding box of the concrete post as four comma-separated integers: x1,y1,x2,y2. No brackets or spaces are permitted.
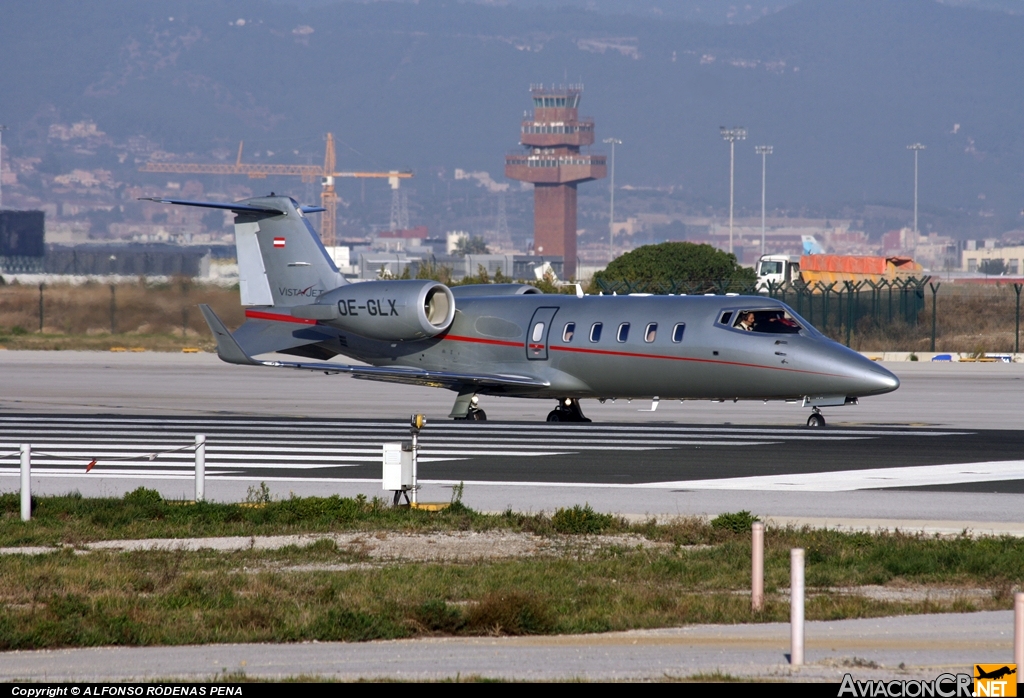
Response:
194,434,205,502
1014,592,1023,672
751,522,764,612
410,430,418,505
20,444,31,522
791,548,805,667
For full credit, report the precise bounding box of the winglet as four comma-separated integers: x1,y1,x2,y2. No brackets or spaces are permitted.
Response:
199,304,260,365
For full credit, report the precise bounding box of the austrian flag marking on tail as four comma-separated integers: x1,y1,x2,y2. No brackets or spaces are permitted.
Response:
273,237,286,248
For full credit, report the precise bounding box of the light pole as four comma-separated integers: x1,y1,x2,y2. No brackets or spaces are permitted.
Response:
603,137,621,262
721,127,747,255
907,143,926,234
755,145,773,256
0,125,7,210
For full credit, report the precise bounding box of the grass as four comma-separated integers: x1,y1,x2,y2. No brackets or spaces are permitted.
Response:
0,279,242,350
0,541,1013,651
0,490,621,547
2,495,1023,650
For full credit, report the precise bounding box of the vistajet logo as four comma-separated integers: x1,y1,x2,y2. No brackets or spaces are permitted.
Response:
278,285,322,298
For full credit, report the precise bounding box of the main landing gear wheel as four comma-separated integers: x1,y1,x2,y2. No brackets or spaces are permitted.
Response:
806,410,826,428
546,398,591,423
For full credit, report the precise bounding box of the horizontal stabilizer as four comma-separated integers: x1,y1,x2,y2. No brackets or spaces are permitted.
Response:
139,197,286,215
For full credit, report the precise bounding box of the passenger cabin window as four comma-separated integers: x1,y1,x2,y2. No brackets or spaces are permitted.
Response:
645,323,657,343
672,323,686,342
590,322,603,342
732,309,802,335
562,322,575,342
617,323,630,343
531,322,545,342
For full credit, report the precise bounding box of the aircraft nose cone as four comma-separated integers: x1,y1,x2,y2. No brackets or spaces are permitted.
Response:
862,363,900,395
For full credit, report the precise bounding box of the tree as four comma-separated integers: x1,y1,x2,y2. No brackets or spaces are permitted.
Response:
591,242,755,293
980,259,1006,276
454,235,490,256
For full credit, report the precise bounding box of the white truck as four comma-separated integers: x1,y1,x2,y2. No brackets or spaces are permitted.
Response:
755,254,803,291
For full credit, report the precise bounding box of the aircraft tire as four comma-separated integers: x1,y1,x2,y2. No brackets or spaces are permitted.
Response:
468,409,487,421
546,410,563,422
806,413,826,428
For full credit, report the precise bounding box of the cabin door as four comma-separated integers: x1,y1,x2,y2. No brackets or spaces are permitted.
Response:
526,307,559,360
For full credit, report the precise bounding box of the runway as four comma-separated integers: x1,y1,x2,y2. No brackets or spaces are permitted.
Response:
0,413,1017,488
2,351,1024,524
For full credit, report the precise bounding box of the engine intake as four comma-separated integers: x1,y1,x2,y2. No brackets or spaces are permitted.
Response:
296,279,455,341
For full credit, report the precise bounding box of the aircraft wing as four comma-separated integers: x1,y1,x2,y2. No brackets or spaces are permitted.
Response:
199,304,548,391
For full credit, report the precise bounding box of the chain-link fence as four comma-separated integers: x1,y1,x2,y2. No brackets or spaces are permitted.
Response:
595,276,1024,353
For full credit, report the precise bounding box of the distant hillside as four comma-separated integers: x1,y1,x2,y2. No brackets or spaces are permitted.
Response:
1,0,1022,227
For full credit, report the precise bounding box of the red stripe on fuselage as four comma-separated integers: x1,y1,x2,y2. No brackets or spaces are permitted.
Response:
441,333,839,377
443,334,521,348
244,309,317,325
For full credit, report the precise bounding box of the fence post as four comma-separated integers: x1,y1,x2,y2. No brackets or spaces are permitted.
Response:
790,548,805,667
751,522,764,612
1014,284,1022,355
38,283,44,333
20,443,31,522
1014,592,1023,671
110,284,117,335
930,282,941,352
194,434,206,502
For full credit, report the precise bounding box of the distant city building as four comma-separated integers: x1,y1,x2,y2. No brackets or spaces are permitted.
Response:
961,245,1024,275
0,210,45,273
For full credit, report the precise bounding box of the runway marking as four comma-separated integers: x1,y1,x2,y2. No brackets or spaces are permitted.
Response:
0,416,977,485
10,459,1014,492
649,460,1024,492
0,416,968,437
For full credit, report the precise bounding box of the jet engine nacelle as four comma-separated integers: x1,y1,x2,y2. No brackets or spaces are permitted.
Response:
293,279,455,342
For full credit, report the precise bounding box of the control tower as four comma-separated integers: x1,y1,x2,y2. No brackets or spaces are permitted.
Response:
505,85,606,279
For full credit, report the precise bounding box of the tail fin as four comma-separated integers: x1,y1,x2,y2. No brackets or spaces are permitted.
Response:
139,195,346,307
233,196,345,307
802,235,826,255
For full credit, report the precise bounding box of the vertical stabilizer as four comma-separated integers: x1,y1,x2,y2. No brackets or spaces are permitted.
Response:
233,196,346,307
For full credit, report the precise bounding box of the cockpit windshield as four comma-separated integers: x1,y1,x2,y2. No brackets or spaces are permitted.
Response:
732,309,802,334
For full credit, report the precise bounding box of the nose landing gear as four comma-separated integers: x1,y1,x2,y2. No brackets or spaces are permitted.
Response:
546,398,591,423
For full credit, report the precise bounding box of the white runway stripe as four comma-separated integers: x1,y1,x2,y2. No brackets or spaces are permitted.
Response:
645,460,1024,492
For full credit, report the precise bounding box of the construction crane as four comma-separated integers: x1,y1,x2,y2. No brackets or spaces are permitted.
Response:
139,133,412,246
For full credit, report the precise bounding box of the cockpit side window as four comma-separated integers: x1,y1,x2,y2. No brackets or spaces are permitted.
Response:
733,309,802,334
719,311,733,326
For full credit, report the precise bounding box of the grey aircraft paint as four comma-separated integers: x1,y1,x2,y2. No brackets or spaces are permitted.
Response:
149,195,898,424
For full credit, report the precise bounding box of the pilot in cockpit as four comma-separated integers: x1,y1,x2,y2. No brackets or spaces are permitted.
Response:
736,312,756,331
